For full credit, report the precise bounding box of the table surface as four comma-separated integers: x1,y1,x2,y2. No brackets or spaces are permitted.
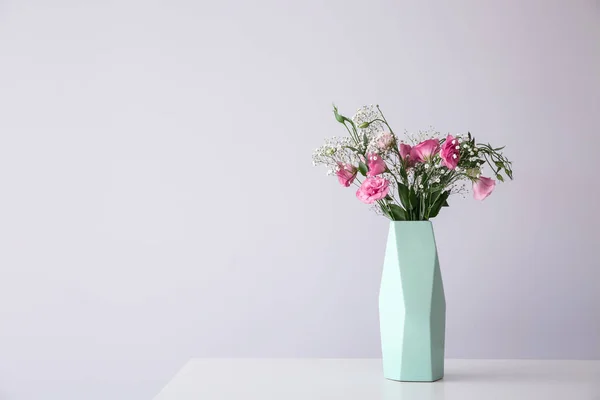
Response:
154,358,600,400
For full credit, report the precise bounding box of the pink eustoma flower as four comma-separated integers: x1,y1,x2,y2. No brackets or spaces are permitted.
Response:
399,143,414,167
399,143,411,159
367,153,386,176
410,139,440,163
473,176,496,200
336,163,357,187
356,176,390,204
377,133,395,150
440,134,461,169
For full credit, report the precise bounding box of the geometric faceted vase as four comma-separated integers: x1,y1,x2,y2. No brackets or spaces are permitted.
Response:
379,221,446,382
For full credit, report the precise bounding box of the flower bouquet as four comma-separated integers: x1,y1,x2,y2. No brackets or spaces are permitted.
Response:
312,104,513,382
312,105,513,220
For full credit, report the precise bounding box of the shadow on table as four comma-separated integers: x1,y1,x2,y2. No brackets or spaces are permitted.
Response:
442,371,589,383
381,379,446,400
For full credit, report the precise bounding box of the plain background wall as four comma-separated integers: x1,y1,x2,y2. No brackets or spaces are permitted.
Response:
1,0,599,399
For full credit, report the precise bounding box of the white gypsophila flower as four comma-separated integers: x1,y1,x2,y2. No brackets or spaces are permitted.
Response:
312,136,361,175
381,172,397,192
404,127,443,145
370,204,384,216
365,139,377,154
448,180,468,198
352,105,385,139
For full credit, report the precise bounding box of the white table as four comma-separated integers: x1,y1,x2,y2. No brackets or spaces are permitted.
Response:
154,358,600,400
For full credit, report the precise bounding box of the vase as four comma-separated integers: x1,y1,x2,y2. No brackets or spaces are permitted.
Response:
379,221,446,382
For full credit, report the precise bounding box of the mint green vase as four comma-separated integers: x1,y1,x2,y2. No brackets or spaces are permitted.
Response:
379,221,446,382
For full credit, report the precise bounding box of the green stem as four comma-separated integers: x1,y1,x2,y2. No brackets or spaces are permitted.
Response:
377,199,394,220
342,121,360,146
482,152,499,176
376,105,395,134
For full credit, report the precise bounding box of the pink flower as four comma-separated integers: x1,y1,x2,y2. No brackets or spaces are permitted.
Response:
473,176,496,200
336,163,357,187
377,133,395,150
399,143,414,167
399,143,411,159
410,139,440,163
356,176,390,204
440,134,460,169
367,153,386,176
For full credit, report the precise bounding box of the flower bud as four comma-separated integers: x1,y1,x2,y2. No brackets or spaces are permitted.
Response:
466,167,481,178
333,105,345,123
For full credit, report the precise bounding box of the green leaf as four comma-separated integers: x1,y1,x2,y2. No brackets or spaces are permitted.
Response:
363,134,368,149
429,191,450,219
442,199,449,207
388,204,407,221
400,167,408,182
380,203,391,220
496,174,504,182
495,161,503,169
397,183,413,210
358,161,368,177
424,189,442,219
428,188,442,205
409,188,417,208
413,194,420,220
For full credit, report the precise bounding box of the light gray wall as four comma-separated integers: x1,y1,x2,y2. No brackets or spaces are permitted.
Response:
0,0,599,399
